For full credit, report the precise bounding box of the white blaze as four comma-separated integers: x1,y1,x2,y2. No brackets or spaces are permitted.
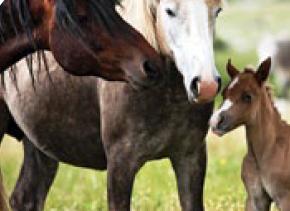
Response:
228,77,239,90
210,100,233,127
158,0,219,101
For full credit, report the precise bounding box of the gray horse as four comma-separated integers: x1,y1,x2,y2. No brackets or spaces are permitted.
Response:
1,0,223,210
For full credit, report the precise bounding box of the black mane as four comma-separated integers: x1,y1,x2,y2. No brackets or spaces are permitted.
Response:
55,0,123,39
0,0,123,44
0,0,39,87
0,0,123,87
0,0,35,45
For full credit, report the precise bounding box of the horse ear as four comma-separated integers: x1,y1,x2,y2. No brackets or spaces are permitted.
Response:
255,57,271,86
227,59,239,79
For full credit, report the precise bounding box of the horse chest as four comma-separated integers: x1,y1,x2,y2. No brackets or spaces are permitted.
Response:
261,164,290,202
100,81,213,156
3,72,212,167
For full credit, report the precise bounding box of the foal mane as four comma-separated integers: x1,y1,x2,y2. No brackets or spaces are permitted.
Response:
243,69,281,118
264,85,283,120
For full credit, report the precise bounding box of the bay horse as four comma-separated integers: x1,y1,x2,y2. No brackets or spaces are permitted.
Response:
210,58,290,211
1,0,222,210
0,0,163,87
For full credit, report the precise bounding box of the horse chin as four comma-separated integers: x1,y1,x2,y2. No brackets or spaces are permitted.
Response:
211,128,226,137
126,75,152,91
194,98,214,104
187,92,214,105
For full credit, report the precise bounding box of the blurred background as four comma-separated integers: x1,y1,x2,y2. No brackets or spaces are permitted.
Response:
1,0,290,210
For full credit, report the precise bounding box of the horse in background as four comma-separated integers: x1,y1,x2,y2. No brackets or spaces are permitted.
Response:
0,0,163,87
0,0,222,210
258,34,290,98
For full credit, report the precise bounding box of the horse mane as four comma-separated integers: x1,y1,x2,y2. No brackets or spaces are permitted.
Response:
0,0,35,45
264,85,284,121
0,0,47,88
0,0,123,42
0,51,51,90
0,0,123,89
118,0,160,51
243,69,281,118
55,0,123,39
235,69,283,123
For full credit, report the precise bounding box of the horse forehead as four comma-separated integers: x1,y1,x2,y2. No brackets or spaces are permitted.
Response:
227,74,257,94
228,77,240,90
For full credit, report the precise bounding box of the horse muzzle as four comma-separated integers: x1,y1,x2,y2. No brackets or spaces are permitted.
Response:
209,111,232,137
189,76,221,103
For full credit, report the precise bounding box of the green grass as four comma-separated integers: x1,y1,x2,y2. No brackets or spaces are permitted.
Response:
2,129,282,211
0,1,289,210
1,131,248,211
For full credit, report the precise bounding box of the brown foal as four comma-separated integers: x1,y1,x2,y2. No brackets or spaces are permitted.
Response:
210,58,290,211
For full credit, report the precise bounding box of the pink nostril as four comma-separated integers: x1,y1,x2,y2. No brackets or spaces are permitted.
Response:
197,80,219,102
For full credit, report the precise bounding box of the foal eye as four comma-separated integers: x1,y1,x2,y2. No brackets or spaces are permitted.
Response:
215,7,223,17
166,8,176,17
241,93,252,103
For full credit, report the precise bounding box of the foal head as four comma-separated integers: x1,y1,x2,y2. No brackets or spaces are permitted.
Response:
210,58,272,136
0,0,163,87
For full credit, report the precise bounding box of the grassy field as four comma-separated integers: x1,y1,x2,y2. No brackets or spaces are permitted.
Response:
1,1,290,211
0,125,275,211
0,129,248,211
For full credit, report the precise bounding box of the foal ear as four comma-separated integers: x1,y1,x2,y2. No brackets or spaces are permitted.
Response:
227,59,239,79
255,57,271,86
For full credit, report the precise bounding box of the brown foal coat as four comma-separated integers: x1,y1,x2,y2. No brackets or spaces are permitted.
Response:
211,58,290,211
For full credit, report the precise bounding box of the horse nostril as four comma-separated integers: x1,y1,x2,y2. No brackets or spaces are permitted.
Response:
216,76,222,93
190,76,201,97
218,115,224,127
217,112,227,130
143,60,160,81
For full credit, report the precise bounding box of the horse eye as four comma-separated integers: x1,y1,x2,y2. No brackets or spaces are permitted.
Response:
215,8,223,17
166,8,176,17
241,93,252,103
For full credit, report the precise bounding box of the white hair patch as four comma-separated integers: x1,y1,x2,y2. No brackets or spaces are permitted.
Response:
209,100,233,127
228,77,239,90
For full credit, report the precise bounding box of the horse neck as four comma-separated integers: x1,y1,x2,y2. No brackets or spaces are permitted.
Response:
0,0,47,72
246,87,285,162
